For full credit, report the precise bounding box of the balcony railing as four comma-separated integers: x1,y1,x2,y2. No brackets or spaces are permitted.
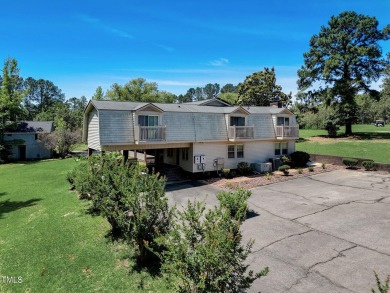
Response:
275,125,299,138
228,126,254,139
135,125,166,142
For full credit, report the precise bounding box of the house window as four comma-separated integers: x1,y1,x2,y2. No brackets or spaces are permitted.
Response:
277,117,290,126
167,149,174,157
275,142,288,156
182,148,189,161
237,145,244,158
138,115,159,126
230,116,245,126
228,145,244,159
228,145,235,159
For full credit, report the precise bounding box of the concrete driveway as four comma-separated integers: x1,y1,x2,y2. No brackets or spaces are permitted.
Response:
165,170,390,293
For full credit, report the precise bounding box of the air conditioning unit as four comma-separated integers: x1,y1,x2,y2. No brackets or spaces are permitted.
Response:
260,163,272,173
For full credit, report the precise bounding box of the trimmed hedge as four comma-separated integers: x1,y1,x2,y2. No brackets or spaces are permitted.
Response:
362,160,375,171
289,151,310,167
342,158,359,169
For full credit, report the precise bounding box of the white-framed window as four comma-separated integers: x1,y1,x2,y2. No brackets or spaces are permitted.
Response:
227,145,244,159
275,142,288,156
277,117,290,126
138,115,159,126
237,144,244,158
167,149,174,157
182,148,189,161
228,145,235,159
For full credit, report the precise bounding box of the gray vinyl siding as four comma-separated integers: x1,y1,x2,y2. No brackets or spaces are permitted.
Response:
248,114,276,138
162,112,196,141
193,113,228,141
99,110,134,145
87,109,100,150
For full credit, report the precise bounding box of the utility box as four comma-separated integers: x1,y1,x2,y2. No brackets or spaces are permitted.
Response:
200,155,206,164
194,156,200,164
216,157,224,165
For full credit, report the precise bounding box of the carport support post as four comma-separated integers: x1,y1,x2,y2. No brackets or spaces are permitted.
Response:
123,150,129,163
144,150,147,163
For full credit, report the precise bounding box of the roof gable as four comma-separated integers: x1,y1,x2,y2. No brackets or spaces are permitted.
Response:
182,98,231,107
134,103,163,113
229,106,250,115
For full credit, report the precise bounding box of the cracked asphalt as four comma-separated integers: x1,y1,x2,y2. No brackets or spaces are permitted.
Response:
166,169,390,293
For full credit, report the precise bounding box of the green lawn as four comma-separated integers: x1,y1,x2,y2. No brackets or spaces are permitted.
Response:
0,159,170,293
297,124,390,163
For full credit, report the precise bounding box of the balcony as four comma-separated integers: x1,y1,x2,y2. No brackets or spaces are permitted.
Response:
135,125,166,142
275,125,299,138
228,126,254,140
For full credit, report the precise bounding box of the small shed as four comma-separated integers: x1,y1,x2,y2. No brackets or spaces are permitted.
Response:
3,121,54,160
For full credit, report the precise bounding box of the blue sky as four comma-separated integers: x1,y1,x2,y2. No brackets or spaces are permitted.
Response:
1,0,389,99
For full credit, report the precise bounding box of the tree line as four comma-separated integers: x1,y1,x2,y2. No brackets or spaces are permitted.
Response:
1,10,390,160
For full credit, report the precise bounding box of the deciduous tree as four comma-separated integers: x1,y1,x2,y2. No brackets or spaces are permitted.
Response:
238,67,291,107
0,57,25,122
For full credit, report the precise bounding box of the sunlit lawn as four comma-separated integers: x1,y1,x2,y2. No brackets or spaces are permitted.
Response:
297,124,390,163
0,159,170,293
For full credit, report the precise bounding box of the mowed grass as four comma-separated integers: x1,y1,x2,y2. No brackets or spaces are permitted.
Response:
297,124,390,163
0,159,170,293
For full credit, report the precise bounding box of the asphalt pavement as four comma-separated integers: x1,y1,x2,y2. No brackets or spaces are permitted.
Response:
165,170,390,293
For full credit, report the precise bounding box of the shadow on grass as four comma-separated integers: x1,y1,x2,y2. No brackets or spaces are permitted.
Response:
341,132,390,140
130,254,162,278
296,137,309,143
0,198,42,219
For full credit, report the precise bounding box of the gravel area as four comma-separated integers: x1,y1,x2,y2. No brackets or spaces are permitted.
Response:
208,164,345,189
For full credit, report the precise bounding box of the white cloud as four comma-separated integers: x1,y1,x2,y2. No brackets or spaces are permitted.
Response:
209,58,229,67
78,13,134,39
151,79,198,87
154,43,175,52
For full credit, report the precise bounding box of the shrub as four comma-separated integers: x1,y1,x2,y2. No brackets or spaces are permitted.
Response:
230,170,237,178
217,188,251,222
265,172,272,180
362,160,375,171
237,162,251,175
308,166,314,172
221,168,231,178
281,155,291,166
321,163,326,169
160,199,268,293
372,271,389,293
298,168,303,174
69,153,174,264
119,169,174,265
289,151,310,167
278,165,290,175
342,158,359,169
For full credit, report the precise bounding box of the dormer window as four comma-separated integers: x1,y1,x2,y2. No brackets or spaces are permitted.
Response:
138,115,159,126
230,116,245,126
277,117,289,126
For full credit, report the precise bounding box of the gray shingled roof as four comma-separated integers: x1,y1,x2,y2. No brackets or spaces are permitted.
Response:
89,100,287,114
91,100,148,111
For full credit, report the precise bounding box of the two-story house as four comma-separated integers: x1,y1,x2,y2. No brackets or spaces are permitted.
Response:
83,98,298,173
